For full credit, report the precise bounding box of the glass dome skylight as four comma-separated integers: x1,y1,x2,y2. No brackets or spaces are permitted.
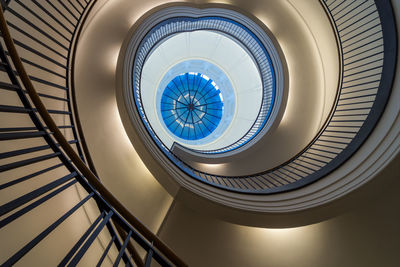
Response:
160,72,223,140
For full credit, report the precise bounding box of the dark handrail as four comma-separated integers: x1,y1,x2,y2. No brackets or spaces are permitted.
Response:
67,0,100,177
0,4,187,267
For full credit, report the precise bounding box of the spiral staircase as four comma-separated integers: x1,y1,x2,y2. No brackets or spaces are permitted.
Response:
0,0,399,266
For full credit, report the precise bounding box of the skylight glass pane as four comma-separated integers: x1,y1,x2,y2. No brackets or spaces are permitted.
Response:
161,72,224,140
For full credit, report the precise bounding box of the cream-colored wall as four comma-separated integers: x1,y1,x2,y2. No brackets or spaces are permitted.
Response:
76,0,340,230
158,154,400,267
74,0,174,232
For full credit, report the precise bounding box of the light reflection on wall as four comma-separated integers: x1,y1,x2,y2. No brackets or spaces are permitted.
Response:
108,45,121,73
198,163,228,173
112,103,154,180
248,224,325,259
127,0,192,26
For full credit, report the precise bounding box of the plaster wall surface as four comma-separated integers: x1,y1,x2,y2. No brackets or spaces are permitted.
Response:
74,0,175,233
158,154,400,266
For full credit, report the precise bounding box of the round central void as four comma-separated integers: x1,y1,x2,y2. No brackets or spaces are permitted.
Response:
126,7,285,194
139,27,271,150
160,72,223,141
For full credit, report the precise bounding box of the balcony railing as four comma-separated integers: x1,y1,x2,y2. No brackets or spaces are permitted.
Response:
165,0,397,194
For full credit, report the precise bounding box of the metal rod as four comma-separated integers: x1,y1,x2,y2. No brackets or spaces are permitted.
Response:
0,171,76,216
67,210,114,266
0,179,78,228
2,192,93,266
0,152,60,172
59,212,105,266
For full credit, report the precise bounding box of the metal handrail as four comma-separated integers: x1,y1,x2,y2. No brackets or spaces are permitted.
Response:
0,2,186,266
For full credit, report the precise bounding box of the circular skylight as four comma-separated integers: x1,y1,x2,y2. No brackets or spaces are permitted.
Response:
127,7,284,168
160,72,223,140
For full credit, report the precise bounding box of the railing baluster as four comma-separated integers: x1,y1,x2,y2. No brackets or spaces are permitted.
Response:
13,0,71,42
0,143,51,158
66,0,82,17
0,179,78,228
114,230,133,267
75,0,85,10
2,192,94,266
31,0,74,32
8,37,67,68
145,247,154,267
6,6,70,49
0,162,64,190
0,104,31,113
59,212,105,266
5,51,67,78
0,171,76,216
96,235,116,267
7,21,68,57
115,223,144,267
0,152,60,172
66,210,114,267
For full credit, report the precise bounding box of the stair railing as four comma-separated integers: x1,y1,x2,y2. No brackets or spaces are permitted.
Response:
0,0,186,266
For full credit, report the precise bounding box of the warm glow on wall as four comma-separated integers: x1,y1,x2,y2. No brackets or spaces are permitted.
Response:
127,0,192,26
199,163,227,172
112,104,131,147
107,45,120,73
112,103,153,178
250,223,324,250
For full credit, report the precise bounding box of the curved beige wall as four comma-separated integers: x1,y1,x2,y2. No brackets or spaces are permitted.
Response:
74,0,399,210
159,160,400,267
73,0,390,222
74,0,175,232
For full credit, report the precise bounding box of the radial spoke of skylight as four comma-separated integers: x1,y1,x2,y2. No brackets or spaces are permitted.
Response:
161,72,224,140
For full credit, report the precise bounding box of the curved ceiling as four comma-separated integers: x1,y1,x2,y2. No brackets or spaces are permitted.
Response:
73,0,398,219
76,0,339,204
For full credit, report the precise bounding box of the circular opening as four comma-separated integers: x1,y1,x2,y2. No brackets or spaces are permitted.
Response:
136,18,277,152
